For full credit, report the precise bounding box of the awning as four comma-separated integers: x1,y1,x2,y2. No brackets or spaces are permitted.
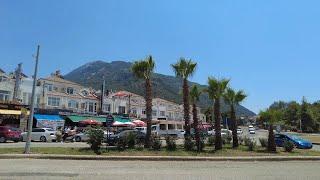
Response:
114,116,132,123
34,114,65,130
0,109,29,115
67,115,106,123
34,114,64,121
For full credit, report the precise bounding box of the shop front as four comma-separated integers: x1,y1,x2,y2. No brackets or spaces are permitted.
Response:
0,102,29,131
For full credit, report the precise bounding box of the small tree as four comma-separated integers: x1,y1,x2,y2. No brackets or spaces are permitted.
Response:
86,127,104,154
260,109,283,152
224,88,247,148
132,56,155,148
190,85,202,152
171,58,197,144
206,77,230,150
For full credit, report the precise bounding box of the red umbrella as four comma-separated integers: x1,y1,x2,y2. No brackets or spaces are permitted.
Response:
132,120,146,127
79,119,102,126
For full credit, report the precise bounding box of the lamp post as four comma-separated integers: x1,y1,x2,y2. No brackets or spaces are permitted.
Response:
24,45,40,154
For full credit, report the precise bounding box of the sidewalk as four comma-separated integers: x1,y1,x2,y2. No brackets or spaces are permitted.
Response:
0,154,319,161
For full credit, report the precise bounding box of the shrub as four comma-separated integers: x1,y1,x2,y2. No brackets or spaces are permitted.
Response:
151,135,162,151
127,132,136,149
116,138,128,151
86,128,104,154
238,136,244,145
184,137,195,151
207,136,215,146
283,140,295,152
165,136,177,151
243,136,251,146
196,139,205,152
55,130,62,142
259,138,268,148
247,140,257,151
222,136,232,145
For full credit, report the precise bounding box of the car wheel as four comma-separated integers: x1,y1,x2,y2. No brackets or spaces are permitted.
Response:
75,136,81,142
40,136,47,142
0,137,6,143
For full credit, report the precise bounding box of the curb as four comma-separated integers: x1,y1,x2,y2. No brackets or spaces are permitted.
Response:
312,143,320,145
0,154,320,161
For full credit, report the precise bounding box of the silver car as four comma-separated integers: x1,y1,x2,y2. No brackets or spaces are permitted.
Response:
75,131,113,142
22,128,56,142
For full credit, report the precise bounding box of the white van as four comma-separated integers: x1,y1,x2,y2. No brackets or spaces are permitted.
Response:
151,123,185,138
134,127,147,134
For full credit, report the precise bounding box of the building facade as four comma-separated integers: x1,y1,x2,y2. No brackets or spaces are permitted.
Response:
38,71,99,115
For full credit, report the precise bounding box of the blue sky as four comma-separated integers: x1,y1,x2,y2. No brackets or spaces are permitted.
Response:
1,0,320,113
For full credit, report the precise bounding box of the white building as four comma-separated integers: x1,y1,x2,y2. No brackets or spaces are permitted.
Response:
101,90,206,123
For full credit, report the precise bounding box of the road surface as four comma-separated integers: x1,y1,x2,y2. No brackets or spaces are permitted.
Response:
0,159,319,180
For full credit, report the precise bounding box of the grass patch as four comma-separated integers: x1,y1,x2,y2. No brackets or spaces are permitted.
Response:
0,144,319,156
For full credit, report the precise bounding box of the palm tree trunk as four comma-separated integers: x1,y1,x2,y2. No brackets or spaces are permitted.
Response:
214,98,222,150
145,78,152,148
183,78,190,138
268,124,276,152
231,105,238,148
193,103,200,151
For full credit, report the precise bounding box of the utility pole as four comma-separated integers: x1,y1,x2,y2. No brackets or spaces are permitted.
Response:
13,63,22,101
24,45,40,154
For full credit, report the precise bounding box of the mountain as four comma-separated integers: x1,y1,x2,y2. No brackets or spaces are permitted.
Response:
64,61,256,117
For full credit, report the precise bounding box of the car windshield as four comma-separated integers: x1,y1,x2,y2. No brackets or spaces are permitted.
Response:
289,135,303,141
46,128,55,131
9,127,19,131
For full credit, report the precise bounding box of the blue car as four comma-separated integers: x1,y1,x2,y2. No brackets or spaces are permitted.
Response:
275,134,313,149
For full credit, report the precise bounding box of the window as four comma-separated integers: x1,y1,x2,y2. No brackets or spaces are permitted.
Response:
88,102,94,112
46,84,53,91
67,87,74,95
47,97,60,107
152,110,157,116
0,90,10,101
103,104,111,112
168,124,175,130
68,100,78,109
0,76,7,82
81,90,88,96
160,111,166,116
132,109,137,114
160,124,166,130
118,106,126,114
142,110,146,115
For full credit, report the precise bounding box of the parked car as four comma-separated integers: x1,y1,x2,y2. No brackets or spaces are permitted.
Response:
0,126,22,143
248,125,255,134
105,129,145,145
275,133,313,149
221,129,232,139
207,129,232,139
237,128,243,135
135,127,147,134
75,130,113,142
74,132,89,142
21,128,56,142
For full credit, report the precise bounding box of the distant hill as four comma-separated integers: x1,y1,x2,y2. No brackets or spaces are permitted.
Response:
64,61,256,117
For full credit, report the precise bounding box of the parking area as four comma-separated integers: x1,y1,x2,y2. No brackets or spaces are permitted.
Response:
1,127,320,151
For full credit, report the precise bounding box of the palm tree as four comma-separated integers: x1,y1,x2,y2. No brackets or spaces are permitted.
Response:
171,58,197,139
190,85,202,151
131,56,155,148
259,109,282,152
206,77,230,150
224,88,247,148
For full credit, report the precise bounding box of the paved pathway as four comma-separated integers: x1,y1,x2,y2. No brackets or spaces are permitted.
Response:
0,159,319,180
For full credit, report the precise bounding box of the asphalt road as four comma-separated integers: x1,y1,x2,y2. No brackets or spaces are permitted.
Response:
0,159,319,180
